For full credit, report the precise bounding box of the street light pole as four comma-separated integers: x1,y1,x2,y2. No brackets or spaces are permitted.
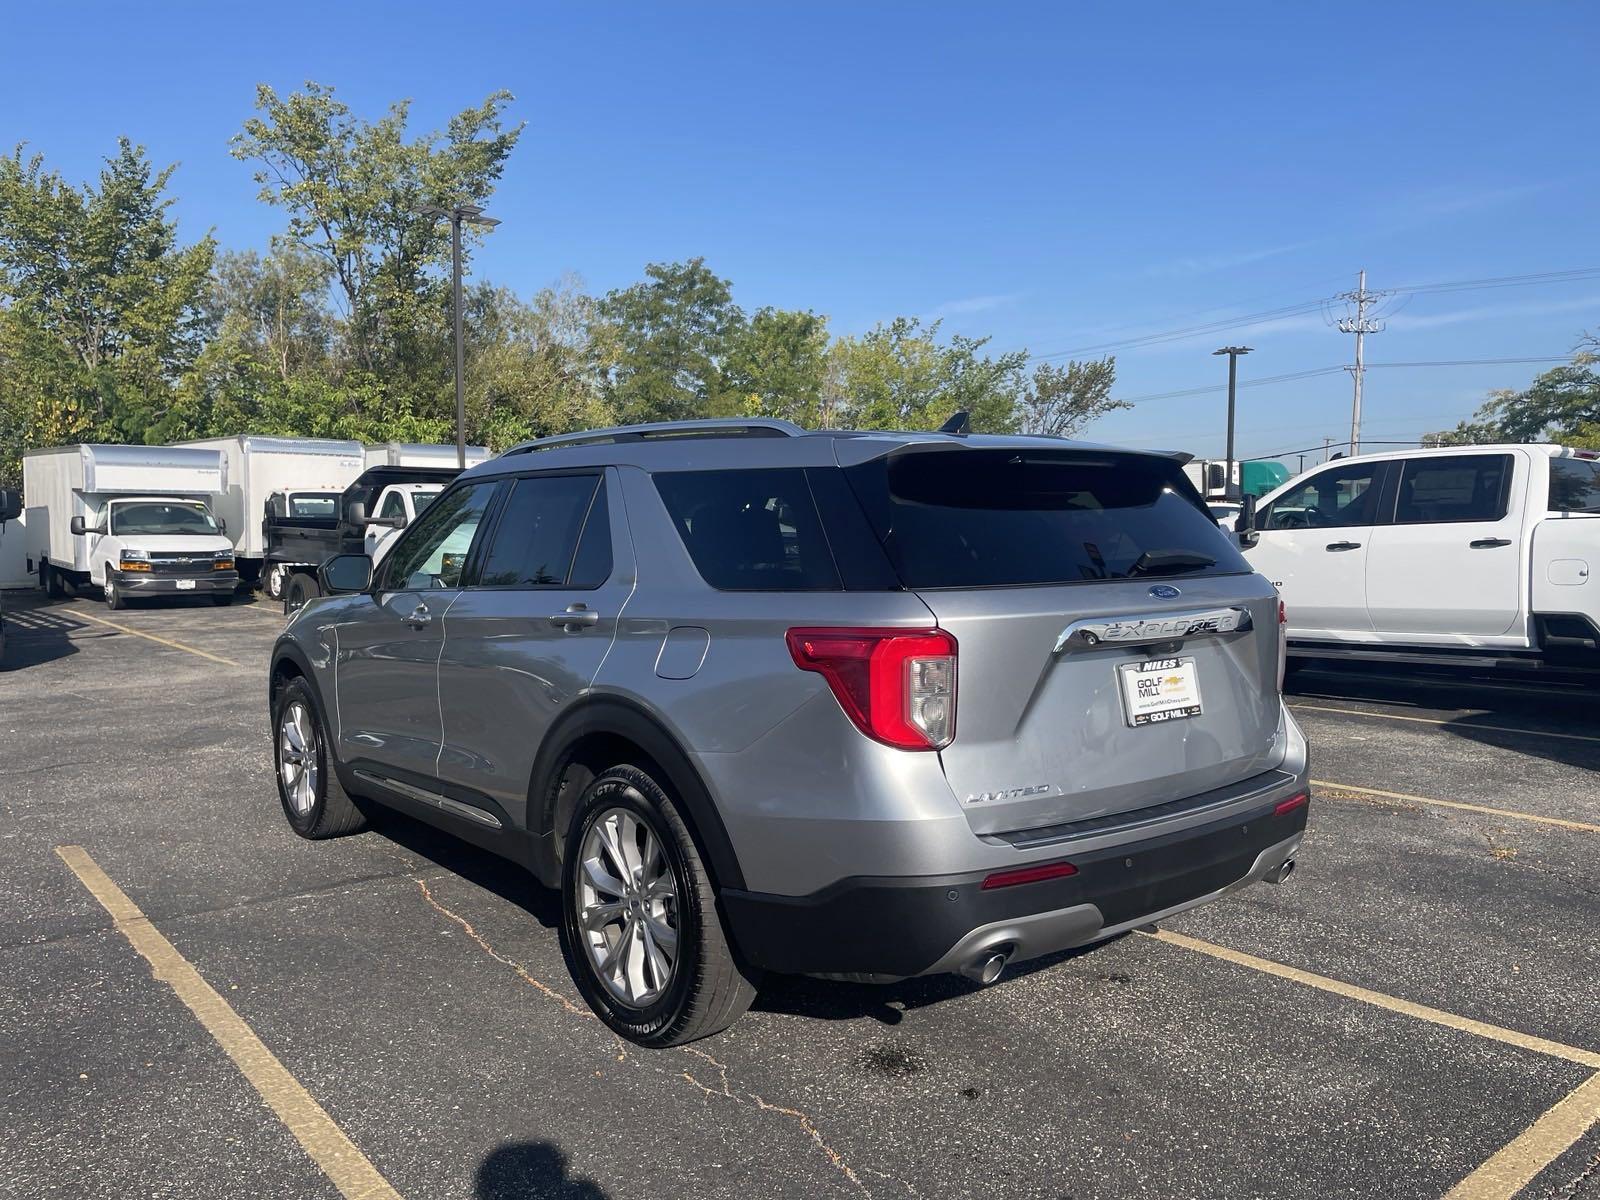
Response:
418,203,501,469
1212,346,1251,499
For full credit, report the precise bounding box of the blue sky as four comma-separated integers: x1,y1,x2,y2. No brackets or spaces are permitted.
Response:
4,2,1596,461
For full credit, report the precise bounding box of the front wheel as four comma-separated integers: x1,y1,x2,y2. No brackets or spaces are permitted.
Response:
272,677,367,839
558,766,757,1046
103,573,124,611
283,572,319,616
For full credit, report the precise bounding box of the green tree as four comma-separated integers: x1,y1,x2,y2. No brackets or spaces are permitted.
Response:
1426,347,1600,450
1018,356,1123,438
720,307,829,424
825,317,1026,432
0,139,214,479
597,258,741,423
231,82,523,398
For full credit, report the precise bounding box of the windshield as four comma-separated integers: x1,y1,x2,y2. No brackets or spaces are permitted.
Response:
287,493,339,519
109,501,220,536
845,449,1248,589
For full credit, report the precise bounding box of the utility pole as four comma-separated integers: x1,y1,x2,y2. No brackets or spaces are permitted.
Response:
1322,435,1332,464
418,203,501,468
1337,269,1383,457
1212,346,1251,498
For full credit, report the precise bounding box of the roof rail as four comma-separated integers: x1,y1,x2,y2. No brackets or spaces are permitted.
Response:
504,418,806,456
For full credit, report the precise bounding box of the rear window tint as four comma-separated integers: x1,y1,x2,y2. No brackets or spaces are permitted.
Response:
1393,454,1512,524
1549,458,1600,512
655,468,841,591
845,449,1249,589
477,474,600,588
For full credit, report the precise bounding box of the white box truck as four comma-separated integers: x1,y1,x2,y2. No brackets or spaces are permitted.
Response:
23,444,239,609
365,442,492,469
175,435,365,587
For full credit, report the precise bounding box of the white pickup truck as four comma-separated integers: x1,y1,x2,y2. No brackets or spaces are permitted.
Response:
1242,444,1599,673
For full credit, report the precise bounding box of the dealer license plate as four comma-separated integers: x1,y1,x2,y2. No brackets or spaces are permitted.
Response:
1117,656,1202,727
175,579,196,590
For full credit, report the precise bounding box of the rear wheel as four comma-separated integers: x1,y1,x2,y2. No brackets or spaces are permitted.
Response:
41,562,64,599
264,564,286,601
283,572,319,616
272,677,367,839
558,765,757,1046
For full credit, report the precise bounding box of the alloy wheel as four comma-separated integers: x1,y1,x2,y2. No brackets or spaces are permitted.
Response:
574,807,681,1008
277,701,320,815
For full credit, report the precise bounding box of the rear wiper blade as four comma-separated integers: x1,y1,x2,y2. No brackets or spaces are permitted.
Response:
1128,550,1217,577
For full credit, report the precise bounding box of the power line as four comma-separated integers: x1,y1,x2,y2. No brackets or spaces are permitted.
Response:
1367,355,1571,368
1112,366,1344,405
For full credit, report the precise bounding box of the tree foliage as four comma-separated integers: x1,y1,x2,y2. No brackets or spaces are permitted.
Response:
1,83,1136,486
1425,348,1600,450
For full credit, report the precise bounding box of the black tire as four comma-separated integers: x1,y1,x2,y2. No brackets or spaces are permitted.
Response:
283,572,319,616
271,676,367,839
211,591,233,606
42,562,64,599
104,572,124,611
559,765,757,1047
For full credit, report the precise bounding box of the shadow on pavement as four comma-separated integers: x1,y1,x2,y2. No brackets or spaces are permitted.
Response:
0,599,85,669
477,1141,610,1200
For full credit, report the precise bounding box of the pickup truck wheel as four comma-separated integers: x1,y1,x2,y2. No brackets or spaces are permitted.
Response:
558,765,757,1046
283,573,319,616
272,677,367,839
103,573,125,611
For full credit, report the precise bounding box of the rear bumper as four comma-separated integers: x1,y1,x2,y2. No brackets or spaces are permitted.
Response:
112,570,239,594
720,787,1310,980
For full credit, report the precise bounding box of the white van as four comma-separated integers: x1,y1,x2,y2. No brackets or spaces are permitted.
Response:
1243,444,1599,671
23,445,238,609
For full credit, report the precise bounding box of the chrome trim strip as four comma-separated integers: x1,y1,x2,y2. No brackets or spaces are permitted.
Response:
1053,605,1253,653
353,769,503,829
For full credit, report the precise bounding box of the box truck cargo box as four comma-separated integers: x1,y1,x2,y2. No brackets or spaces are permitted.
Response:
364,442,491,469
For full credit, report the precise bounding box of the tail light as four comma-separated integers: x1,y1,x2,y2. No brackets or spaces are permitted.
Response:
1277,598,1288,692
786,627,957,750
981,860,1077,890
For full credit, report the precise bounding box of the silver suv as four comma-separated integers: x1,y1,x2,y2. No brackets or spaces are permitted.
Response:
269,419,1310,1046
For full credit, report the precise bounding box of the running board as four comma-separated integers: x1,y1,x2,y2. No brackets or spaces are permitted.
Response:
352,770,504,829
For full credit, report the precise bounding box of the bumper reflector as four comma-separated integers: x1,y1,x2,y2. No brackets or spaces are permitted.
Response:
980,860,1078,890
1274,792,1309,816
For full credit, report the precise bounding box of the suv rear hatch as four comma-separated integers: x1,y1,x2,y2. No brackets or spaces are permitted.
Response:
842,443,1284,836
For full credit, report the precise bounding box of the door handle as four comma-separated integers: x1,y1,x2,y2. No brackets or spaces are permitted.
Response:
405,603,432,629
1325,541,1362,551
548,604,600,630
1469,537,1512,549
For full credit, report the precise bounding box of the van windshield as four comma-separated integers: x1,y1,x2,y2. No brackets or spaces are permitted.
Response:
844,448,1248,589
110,501,220,536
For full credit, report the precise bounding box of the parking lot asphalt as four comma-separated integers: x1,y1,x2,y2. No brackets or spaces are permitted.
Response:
2,593,1596,1200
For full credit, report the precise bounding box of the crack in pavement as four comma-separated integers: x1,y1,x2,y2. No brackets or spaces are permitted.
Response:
415,875,899,1198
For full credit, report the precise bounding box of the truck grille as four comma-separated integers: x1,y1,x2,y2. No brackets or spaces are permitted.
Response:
148,552,218,576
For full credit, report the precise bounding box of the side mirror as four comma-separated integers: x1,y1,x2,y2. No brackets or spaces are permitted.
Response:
348,501,368,526
318,553,374,595
70,515,88,536
1235,495,1260,548
0,488,21,523
216,517,227,534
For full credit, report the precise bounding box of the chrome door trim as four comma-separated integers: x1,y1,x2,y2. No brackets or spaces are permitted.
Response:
353,769,504,829
1053,606,1254,653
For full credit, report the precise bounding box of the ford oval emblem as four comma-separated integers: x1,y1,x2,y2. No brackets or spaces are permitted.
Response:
1148,584,1182,600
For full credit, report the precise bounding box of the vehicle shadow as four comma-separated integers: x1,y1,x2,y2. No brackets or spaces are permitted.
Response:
0,598,84,669
753,936,1124,1026
476,1140,611,1200
1287,662,1600,771
366,807,563,930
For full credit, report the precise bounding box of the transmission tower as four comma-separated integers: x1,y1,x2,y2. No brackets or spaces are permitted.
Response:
1335,269,1387,455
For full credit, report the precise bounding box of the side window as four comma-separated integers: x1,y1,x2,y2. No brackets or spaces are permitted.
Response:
1548,458,1600,512
1393,454,1512,524
1263,462,1383,530
379,483,495,591
568,482,613,589
654,468,841,591
378,490,406,521
476,474,603,589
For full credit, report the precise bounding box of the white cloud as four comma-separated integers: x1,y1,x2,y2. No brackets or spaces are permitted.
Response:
928,293,1020,318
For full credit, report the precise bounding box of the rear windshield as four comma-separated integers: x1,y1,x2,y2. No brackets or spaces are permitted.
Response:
1549,458,1600,512
288,493,339,519
846,449,1249,589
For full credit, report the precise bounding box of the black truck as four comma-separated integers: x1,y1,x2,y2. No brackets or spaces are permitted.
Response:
263,465,459,612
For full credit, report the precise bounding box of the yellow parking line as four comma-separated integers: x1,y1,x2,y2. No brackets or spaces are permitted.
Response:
1443,1071,1600,1200
1142,927,1600,1069
55,846,403,1200
1313,779,1600,835
1291,703,1600,746
72,609,242,668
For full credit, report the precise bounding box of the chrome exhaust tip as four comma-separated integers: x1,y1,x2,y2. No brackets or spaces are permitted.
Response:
1263,858,1296,885
962,951,1009,985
